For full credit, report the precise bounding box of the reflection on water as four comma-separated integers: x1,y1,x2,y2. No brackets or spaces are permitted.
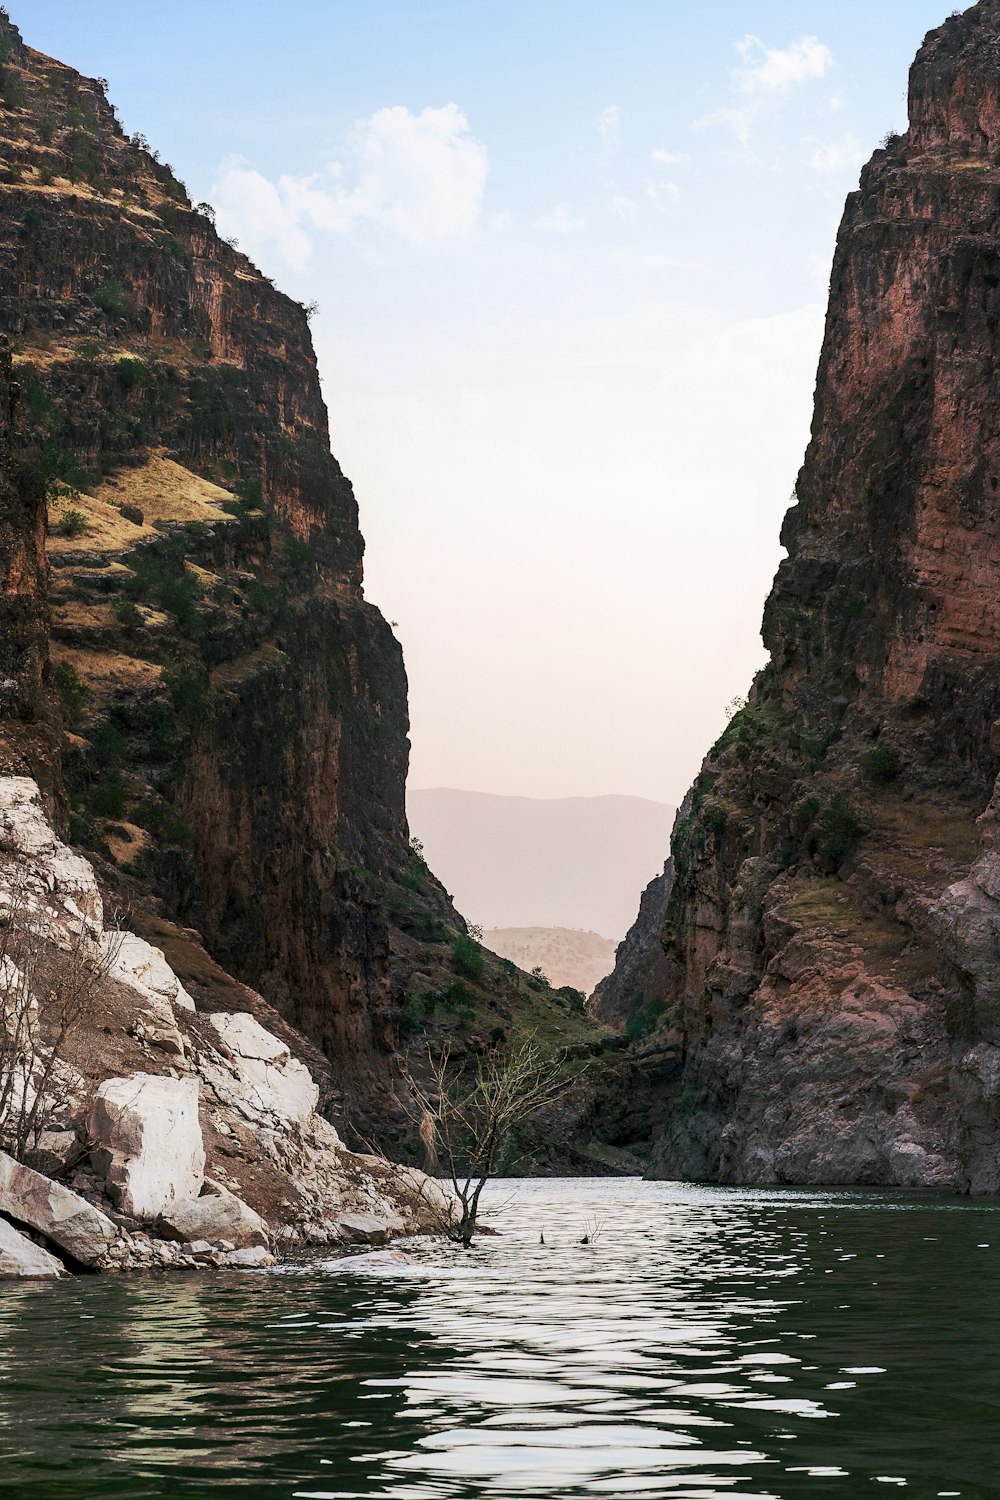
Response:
0,1178,997,1498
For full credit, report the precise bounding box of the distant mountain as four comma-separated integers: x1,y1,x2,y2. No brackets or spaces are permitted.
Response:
484,928,617,996
407,789,675,940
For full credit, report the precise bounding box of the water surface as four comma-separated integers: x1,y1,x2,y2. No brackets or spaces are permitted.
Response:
0,1178,997,1498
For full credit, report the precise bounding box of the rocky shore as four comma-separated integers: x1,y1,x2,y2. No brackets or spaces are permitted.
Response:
0,775,448,1276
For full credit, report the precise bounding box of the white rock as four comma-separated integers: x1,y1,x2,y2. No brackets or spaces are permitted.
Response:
107,932,195,1014
335,1212,392,1246
0,1215,65,1277
158,1183,269,1249
90,1073,205,1220
208,1012,319,1123
0,1150,118,1266
224,1245,276,1269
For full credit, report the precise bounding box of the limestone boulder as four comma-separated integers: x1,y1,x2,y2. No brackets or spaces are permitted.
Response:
108,932,195,1014
208,1012,319,1124
335,1212,393,1246
158,1182,269,1249
0,1151,117,1266
90,1073,205,1220
0,1215,65,1278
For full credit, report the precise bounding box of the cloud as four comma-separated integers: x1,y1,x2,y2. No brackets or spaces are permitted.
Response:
597,104,620,155
696,34,834,143
537,202,585,233
211,103,488,268
608,194,639,222
645,178,681,208
651,147,690,166
734,33,833,96
808,133,864,177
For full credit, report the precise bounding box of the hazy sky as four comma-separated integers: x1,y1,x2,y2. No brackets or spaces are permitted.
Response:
25,1,947,803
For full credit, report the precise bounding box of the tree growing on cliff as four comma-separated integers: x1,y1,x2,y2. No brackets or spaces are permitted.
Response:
0,874,121,1164
404,1035,572,1246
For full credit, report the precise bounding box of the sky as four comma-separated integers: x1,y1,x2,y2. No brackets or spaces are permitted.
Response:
23,1,950,804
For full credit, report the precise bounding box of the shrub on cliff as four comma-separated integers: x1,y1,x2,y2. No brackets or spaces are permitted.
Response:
816,792,867,868
862,745,902,783
52,661,87,727
451,934,484,980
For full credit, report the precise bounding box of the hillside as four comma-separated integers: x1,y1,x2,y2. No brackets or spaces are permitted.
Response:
483,927,617,996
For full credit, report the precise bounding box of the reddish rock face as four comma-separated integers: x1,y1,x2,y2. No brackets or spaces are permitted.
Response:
601,0,1000,1191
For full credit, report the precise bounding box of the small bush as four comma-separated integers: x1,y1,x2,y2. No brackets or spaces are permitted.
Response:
58,506,88,538
131,799,193,843
86,772,127,819
112,597,143,630
115,356,146,390
443,980,475,1020
93,278,133,320
161,660,208,721
282,534,311,567
90,717,126,766
52,660,88,725
451,934,484,980
816,792,866,867
861,744,902,783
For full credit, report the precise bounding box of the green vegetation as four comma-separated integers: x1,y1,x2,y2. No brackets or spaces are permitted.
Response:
131,799,193,844
111,597,143,630
862,744,902,783
125,541,204,637
52,660,87,726
451,934,485,980
115,356,146,390
625,994,668,1043
282,534,312,567
161,659,209,721
807,791,867,868
57,506,88,538
92,279,134,319
85,772,127,819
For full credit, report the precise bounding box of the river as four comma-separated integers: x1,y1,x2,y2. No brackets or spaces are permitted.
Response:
0,1178,997,1498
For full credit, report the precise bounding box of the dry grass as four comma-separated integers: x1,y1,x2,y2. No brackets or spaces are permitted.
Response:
47,490,151,555
105,822,151,866
49,643,161,692
93,451,238,527
211,643,289,690
781,875,939,988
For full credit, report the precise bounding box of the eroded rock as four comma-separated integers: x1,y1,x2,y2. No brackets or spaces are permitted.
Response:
90,1074,205,1219
0,1215,64,1278
0,1151,117,1265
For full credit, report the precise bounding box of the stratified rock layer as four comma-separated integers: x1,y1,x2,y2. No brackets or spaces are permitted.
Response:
602,0,1000,1191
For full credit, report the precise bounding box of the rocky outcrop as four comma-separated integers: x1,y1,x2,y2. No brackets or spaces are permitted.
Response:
0,1149,116,1264
603,0,1000,1191
0,1214,64,1277
0,774,450,1270
90,1073,205,1219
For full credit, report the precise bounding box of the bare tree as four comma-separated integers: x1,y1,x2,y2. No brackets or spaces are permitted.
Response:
405,1035,573,1247
0,873,121,1163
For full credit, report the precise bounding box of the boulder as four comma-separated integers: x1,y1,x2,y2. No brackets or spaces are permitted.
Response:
108,931,195,1014
158,1182,269,1249
335,1212,392,1246
0,1151,117,1266
90,1073,205,1220
0,1215,65,1277
208,1011,319,1123
224,1246,276,1269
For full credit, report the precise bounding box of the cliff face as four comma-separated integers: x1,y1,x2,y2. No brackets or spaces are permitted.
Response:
0,17,491,1134
601,0,1000,1192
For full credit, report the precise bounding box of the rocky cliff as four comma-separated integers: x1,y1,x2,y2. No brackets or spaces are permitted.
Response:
598,0,1000,1192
